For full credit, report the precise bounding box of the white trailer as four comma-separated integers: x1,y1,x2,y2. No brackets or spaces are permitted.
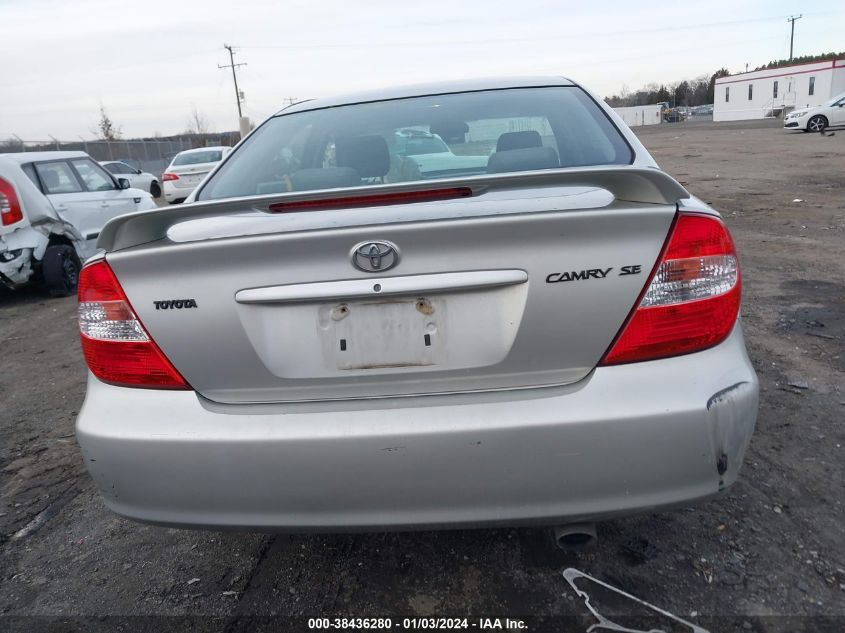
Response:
714,58,845,121
612,105,663,128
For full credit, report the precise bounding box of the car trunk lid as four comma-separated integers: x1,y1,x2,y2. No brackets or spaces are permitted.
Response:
101,168,685,403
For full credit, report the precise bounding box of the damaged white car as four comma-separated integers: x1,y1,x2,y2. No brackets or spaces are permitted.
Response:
0,151,157,296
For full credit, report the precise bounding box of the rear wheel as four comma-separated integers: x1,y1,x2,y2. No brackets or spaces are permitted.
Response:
42,245,81,297
150,181,161,198
807,115,827,133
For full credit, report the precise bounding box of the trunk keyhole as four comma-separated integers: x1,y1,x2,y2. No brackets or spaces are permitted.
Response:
424,334,431,347
340,339,347,351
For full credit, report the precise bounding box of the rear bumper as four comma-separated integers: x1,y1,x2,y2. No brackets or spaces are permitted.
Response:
162,180,195,202
76,326,758,530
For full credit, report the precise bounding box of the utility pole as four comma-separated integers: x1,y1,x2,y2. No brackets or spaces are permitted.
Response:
219,44,247,118
787,15,802,61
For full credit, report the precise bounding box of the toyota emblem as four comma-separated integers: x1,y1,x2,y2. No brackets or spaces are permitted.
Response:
351,241,399,272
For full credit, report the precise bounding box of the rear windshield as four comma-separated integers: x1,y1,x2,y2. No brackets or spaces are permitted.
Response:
198,87,632,201
172,150,223,166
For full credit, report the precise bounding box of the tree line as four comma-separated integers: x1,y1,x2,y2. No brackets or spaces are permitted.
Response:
605,69,729,108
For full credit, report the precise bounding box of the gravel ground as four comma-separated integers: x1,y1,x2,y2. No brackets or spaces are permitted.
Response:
0,118,843,632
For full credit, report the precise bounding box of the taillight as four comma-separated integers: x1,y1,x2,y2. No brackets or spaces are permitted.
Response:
0,177,24,226
162,172,179,182
600,212,741,365
267,187,472,213
78,260,189,389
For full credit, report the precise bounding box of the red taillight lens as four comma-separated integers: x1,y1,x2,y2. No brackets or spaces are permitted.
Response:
267,187,472,213
0,177,24,226
78,260,189,389
162,172,179,182
600,212,741,365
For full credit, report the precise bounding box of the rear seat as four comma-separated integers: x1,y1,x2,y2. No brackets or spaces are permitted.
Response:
487,130,560,173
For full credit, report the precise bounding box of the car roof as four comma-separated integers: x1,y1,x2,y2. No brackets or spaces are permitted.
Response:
175,146,230,155
276,76,577,115
0,151,89,164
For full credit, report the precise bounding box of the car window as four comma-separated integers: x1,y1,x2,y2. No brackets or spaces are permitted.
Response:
104,163,128,175
22,163,41,190
172,150,223,166
198,87,633,201
71,158,117,191
34,161,83,194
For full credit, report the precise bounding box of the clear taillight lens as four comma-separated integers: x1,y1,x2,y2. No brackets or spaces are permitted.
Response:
640,255,737,307
78,300,148,340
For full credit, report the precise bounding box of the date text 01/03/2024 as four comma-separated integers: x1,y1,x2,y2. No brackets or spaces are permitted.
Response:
307,617,528,630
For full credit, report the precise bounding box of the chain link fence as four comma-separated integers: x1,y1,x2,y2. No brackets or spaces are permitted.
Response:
0,136,235,177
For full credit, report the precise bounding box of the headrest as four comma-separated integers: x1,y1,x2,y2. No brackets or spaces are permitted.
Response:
290,167,361,192
486,146,560,174
41,170,60,189
496,130,542,152
336,135,390,178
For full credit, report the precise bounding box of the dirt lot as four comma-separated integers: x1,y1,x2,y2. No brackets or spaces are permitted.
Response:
1,119,843,632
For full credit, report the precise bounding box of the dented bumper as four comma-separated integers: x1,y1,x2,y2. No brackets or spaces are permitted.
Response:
0,246,34,288
76,325,758,530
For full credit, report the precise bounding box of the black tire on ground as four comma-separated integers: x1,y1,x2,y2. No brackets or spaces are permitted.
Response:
807,115,827,133
150,181,161,198
42,245,81,297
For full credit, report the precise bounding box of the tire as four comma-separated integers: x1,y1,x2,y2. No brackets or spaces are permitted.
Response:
807,115,828,133
42,245,81,297
150,181,161,198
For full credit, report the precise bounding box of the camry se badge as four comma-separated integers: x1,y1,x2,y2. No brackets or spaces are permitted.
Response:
352,241,399,272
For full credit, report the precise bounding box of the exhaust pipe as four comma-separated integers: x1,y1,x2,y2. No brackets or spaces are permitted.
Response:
553,523,597,551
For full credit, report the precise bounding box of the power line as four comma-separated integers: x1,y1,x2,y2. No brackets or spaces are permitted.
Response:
238,15,800,51
219,44,247,118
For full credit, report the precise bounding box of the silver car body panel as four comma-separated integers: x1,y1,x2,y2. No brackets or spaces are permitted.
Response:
77,326,758,530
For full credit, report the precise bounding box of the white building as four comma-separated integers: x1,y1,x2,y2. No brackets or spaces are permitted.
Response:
612,104,663,127
714,58,845,122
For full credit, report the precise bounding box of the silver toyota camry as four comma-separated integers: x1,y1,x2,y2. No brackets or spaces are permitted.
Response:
75,77,758,538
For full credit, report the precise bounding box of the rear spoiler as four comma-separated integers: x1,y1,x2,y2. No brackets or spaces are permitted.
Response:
98,165,689,252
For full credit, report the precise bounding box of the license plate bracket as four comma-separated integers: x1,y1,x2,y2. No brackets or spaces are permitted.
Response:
329,298,440,370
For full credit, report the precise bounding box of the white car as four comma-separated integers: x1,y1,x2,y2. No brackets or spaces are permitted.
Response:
390,130,488,180
0,151,156,296
784,92,845,132
101,161,161,198
162,146,230,204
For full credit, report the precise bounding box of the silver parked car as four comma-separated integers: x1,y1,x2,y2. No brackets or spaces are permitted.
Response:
76,77,758,542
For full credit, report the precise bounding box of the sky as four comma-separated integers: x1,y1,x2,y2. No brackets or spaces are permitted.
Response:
1,0,843,140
